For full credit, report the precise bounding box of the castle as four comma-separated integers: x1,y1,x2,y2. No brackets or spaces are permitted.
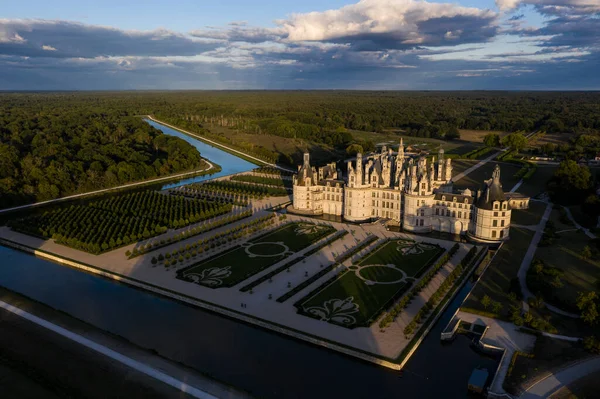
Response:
291,140,530,243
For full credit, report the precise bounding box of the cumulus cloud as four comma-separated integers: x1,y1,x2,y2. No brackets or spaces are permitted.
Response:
191,0,499,51
0,19,219,58
496,0,600,14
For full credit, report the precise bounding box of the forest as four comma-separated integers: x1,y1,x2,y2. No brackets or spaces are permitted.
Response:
2,91,600,206
0,97,203,208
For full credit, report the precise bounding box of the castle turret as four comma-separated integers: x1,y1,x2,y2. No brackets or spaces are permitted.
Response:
437,147,445,181
356,153,363,186
445,158,453,182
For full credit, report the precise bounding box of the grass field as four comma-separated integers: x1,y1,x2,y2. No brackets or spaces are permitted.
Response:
528,229,599,313
454,161,522,192
298,240,445,328
516,165,557,198
462,227,535,319
178,222,335,288
458,130,508,143
511,201,547,226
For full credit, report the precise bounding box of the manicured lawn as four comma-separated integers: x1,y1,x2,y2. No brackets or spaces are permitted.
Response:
461,227,534,319
178,222,335,288
298,239,444,328
358,240,445,277
511,201,547,226
454,161,521,192
517,165,556,198
528,229,600,313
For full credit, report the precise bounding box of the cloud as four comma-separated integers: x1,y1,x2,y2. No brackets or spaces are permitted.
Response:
42,44,56,51
191,0,499,51
496,0,600,14
0,19,219,58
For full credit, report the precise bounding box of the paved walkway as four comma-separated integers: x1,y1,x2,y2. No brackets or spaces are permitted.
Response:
519,356,600,399
451,150,501,182
563,206,597,239
0,300,227,399
0,159,215,214
147,115,295,173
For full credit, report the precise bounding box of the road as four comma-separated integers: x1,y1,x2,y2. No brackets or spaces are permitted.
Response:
519,356,600,399
147,115,296,173
0,159,215,215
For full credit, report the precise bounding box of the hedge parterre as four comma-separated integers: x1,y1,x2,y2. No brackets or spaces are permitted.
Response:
177,222,335,288
297,239,445,329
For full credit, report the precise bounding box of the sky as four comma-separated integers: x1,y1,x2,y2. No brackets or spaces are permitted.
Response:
1,0,599,90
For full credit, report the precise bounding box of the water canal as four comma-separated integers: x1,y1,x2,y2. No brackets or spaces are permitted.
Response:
0,120,499,398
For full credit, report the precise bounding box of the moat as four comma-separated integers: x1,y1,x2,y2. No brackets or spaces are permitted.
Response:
0,119,500,398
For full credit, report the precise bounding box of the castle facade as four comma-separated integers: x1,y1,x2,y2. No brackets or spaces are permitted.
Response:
291,140,530,244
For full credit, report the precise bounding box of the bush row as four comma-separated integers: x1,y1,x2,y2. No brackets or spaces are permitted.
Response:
379,243,459,329
129,210,253,258
462,147,494,160
230,174,288,187
152,214,277,268
403,246,479,336
240,230,347,292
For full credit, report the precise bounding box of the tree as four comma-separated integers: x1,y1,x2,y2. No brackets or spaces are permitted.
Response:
483,133,501,148
583,245,593,259
549,160,593,204
346,144,364,156
501,133,528,152
577,291,599,325
445,127,460,140
151,256,157,265
492,301,503,314
481,295,492,309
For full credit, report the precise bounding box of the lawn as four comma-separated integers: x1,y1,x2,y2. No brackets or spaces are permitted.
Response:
461,227,535,319
297,239,445,328
511,201,547,226
528,229,600,313
178,222,335,288
516,165,557,199
458,129,508,143
454,161,522,192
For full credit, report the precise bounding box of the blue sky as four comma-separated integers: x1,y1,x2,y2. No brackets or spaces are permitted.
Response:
1,0,599,90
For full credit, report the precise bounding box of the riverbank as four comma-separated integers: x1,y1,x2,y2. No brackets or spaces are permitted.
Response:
0,287,248,399
146,116,295,172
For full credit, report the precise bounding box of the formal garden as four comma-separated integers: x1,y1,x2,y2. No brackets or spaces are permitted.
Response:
297,239,445,328
8,190,232,254
177,222,335,288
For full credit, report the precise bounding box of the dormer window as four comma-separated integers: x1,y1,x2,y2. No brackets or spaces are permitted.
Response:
464,199,469,204
453,197,457,202
442,196,446,201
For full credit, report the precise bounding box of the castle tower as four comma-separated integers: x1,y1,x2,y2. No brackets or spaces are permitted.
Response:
356,153,363,186
445,158,453,182
437,147,444,181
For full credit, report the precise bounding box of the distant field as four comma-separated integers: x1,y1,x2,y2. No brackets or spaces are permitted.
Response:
529,132,574,147
458,130,508,143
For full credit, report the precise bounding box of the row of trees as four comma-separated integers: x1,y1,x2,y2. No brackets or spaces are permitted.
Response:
9,190,232,254
129,209,253,258
154,214,277,268
195,180,289,198
230,174,289,188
